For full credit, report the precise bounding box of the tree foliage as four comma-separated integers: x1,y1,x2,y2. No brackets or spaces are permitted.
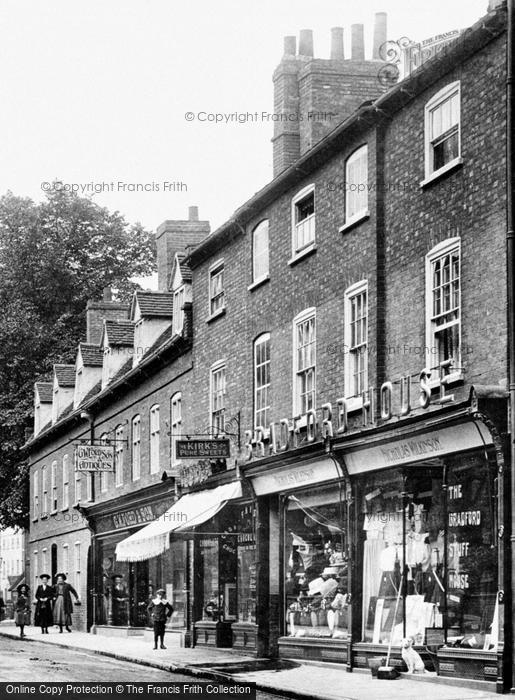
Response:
0,187,156,529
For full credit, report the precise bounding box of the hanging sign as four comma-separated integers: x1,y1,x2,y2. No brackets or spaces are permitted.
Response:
74,444,115,472
176,439,231,459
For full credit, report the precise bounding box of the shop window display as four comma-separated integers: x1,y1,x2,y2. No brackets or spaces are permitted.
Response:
200,538,220,621
284,485,348,639
360,454,497,650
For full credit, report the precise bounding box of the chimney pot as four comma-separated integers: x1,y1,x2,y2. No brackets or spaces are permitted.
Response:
351,24,365,60
283,35,296,56
188,206,199,221
372,12,388,60
298,29,314,57
330,27,344,59
103,287,112,302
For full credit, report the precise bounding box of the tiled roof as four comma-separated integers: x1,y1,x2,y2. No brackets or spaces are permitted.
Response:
54,364,76,387
80,379,102,406
176,254,192,283
104,320,134,346
135,291,174,317
110,358,134,384
35,382,53,403
79,343,103,367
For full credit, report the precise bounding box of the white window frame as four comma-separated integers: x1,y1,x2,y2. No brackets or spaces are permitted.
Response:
115,424,124,487
252,220,269,284
171,392,182,468
425,237,462,385
208,260,225,318
344,145,369,226
132,415,141,481
290,184,315,261
74,542,81,592
33,470,39,520
422,81,462,185
62,454,69,510
173,285,185,334
51,461,57,513
344,280,368,412
293,308,316,416
62,544,69,577
41,466,48,517
99,433,109,493
254,333,271,429
42,548,48,576
210,361,226,435
33,551,38,588
86,471,93,503
150,405,160,474
74,469,82,505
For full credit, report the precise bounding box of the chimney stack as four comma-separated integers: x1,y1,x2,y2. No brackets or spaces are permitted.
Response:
330,27,344,59
298,29,314,57
156,208,210,291
86,297,129,345
103,287,113,302
284,35,296,56
351,24,365,60
372,12,387,60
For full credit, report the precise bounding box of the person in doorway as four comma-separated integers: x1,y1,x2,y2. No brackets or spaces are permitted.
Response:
35,574,54,633
147,589,173,650
111,574,128,626
15,585,31,638
53,573,80,633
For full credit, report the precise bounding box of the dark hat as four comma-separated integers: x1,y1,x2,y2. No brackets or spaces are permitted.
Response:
55,573,67,581
40,573,50,580
156,588,166,595
17,584,29,595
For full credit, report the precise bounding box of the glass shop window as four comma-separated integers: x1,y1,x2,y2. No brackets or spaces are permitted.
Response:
237,503,257,624
361,468,445,646
446,452,497,650
284,484,349,639
200,538,220,621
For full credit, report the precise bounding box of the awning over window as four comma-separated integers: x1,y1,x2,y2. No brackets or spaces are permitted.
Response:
115,480,242,562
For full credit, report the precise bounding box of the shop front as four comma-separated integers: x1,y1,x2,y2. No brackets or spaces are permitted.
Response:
113,479,250,649
79,482,183,635
336,406,508,693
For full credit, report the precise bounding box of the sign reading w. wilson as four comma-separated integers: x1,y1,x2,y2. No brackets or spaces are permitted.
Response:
74,444,115,472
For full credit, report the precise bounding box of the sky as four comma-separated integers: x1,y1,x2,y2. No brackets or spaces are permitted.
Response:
0,0,489,286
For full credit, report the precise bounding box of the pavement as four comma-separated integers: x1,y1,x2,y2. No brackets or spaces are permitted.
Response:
0,621,500,700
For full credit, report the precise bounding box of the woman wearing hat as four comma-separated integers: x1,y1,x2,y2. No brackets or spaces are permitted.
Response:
147,588,173,650
53,573,81,633
35,574,54,634
14,584,31,638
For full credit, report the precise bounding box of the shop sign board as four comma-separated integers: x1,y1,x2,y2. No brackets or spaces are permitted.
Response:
251,456,342,496
244,364,456,462
74,443,114,472
176,439,230,459
344,421,491,474
402,30,461,78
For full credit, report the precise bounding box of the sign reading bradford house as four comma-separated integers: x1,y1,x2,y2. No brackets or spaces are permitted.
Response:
74,444,115,472
176,439,231,459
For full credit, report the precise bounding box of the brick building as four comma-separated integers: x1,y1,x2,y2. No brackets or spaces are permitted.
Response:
24,1,514,693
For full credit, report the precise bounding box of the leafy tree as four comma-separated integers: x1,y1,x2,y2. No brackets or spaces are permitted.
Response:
0,186,156,529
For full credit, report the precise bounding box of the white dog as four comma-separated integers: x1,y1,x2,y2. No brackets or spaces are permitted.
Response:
401,637,429,674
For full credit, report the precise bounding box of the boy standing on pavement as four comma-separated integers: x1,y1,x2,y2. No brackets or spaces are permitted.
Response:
147,588,173,650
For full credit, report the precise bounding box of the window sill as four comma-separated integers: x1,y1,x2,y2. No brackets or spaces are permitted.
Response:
61,507,69,513
339,211,370,234
288,244,316,267
420,157,463,188
50,510,58,516
345,396,364,413
248,275,270,292
206,307,226,324
32,517,38,523
40,514,48,520
430,371,464,391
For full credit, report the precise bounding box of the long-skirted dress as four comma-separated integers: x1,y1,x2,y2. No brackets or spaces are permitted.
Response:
14,593,31,627
53,582,79,627
34,585,54,628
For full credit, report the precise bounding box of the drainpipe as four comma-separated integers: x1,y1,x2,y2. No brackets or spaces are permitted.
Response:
507,0,515,692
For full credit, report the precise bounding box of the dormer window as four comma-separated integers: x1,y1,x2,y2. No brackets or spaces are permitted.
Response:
209,261,225,318
173,285,185,334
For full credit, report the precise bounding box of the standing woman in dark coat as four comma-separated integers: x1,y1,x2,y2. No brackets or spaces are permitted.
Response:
35,574,54,633
53,573,80,632
15,585,31,638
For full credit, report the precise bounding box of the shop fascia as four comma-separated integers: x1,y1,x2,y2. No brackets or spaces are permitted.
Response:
244,364,455,461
